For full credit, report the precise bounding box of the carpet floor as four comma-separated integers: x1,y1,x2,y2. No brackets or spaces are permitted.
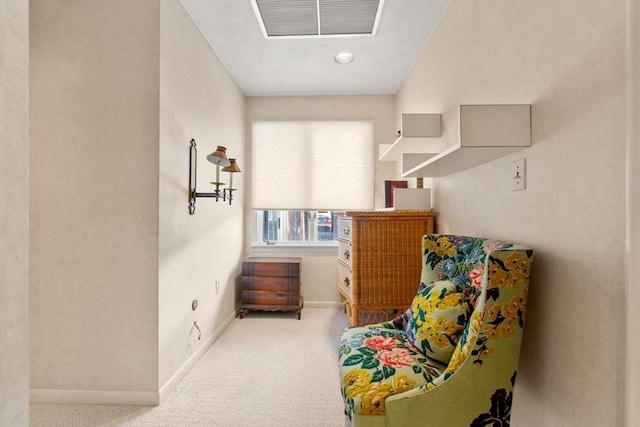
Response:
30,308,351,427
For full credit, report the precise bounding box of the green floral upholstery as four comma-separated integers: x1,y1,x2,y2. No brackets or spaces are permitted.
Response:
338,234,533,427
339,327,445,416
405,279,471,364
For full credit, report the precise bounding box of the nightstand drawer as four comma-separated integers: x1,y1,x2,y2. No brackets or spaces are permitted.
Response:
242,276,300,291
242,258,300,277
242,290,299,306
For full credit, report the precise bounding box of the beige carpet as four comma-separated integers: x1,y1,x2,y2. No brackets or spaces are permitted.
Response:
30,308,350,427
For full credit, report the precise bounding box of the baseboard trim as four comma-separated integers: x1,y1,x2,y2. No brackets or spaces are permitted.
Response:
29,389,159,406
304,300,343,309
30,310,238,406
158,309,236,402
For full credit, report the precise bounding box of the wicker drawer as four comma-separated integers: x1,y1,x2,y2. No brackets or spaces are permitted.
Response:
338,240,352,266
338,263,352,297
338,217,352,241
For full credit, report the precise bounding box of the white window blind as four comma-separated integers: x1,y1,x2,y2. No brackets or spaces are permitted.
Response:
251,121,374,210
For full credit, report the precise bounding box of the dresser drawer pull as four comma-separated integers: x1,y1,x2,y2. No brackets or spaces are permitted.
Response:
343,226,350,236
343,250,350,260
344,277,350,288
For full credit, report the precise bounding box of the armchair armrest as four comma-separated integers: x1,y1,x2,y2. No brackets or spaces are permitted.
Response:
385,355,517,427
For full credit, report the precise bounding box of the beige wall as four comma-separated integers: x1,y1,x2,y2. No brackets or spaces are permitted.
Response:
28,0,246,403
626,1,640,425
0,1,29,424
397,1,626,425
246,95,396,303
158,0,245,391
29,0,161,402
16,0,637,420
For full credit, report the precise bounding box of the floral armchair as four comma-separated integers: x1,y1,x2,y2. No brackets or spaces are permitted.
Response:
338,234,533,427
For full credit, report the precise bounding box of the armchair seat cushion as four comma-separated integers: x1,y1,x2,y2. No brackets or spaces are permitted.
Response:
339,326,446,416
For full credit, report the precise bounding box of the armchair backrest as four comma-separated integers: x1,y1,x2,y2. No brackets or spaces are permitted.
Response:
416,235,533,411
420,234,533,371
420,235,516,309
383,235,533,426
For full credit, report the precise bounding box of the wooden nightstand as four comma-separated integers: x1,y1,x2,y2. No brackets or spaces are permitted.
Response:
238,257,303,319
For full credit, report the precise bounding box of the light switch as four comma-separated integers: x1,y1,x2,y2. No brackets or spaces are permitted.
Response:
513,158,526,191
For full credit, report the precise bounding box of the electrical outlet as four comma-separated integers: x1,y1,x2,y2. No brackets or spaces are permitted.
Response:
512,158,526,191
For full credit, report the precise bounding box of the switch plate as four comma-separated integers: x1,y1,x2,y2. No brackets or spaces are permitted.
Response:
215,279,220,294
512,158,526,191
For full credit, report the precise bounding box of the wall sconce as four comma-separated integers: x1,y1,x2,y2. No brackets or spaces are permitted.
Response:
188,139,241,214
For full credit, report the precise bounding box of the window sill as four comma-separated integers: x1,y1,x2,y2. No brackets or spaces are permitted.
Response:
250,242,338,255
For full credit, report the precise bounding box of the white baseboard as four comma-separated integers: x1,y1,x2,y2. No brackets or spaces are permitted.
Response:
303,300,343,309
30,389,159,406
30,310,238,406
158,309,236,402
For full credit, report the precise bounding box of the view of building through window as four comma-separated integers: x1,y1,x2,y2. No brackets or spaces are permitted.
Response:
257,210,338,243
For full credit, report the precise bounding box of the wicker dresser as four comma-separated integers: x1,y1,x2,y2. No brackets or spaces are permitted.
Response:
337,210,435,327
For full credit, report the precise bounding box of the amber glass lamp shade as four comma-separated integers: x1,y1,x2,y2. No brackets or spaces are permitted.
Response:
206,146,231,167
222,158,241,191
221,158,241,173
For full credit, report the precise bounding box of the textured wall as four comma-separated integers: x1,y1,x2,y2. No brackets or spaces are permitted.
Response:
626,1,640,425
0,0,29,424
397,1,626,425
158,0,246,390
246,95,396,303
29,0,160,400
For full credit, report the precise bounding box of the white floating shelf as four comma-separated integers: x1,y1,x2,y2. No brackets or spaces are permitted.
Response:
378,144,393,160
402,153,437,175
379,113,441,162
403,145,527,177
402,104,531,177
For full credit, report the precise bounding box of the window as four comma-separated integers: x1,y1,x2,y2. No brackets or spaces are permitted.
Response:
256,210,338,244
251,120,374,246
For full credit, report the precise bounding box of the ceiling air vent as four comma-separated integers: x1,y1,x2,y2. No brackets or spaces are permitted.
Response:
252,0,384,38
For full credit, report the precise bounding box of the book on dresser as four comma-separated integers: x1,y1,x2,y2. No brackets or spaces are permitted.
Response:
239,257,303,319
337,210,435,327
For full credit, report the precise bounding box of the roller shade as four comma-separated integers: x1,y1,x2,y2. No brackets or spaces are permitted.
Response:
251,121,374,210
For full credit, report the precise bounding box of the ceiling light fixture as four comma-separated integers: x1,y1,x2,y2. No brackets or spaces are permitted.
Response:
334,52,354,65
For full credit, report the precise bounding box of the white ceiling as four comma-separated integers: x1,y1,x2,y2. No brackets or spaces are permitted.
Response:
180,0,449,96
